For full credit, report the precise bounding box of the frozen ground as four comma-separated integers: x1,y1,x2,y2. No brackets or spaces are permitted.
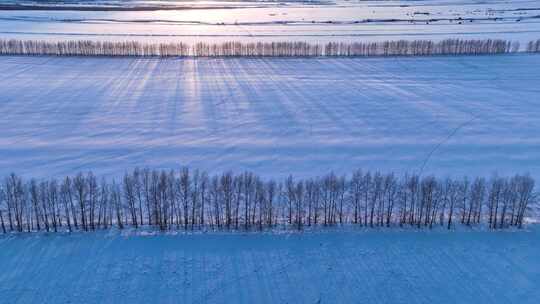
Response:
0,226,539,304
1,0,540,44
1,54,540,179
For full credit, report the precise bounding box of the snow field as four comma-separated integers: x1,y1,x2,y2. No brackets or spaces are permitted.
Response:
1,0,540,44
1,54,540,180
0,227,539,304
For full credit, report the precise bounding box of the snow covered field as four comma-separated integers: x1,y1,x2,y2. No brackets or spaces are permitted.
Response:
1,0,540,44
2,2,540,303
1,54,540,179
0,227,539,303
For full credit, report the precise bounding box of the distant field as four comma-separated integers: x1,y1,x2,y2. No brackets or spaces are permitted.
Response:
0,227,539,303
1,54,539,179
1,0,540,44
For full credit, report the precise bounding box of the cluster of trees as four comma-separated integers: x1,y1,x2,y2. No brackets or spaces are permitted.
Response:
527,39,540,53
0,38,528,57
0,169,536,233
323,39,518,56
0,40,191,57
192,41,324,57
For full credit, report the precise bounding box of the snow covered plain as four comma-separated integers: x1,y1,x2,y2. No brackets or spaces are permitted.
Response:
2,2,540,303
1,0,540,44
0,227,539,303
1,54,540,180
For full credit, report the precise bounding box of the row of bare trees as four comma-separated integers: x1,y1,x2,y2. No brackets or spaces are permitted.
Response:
0,38,528,57
0,169,536,233
527,39,540,53
0,40,191,57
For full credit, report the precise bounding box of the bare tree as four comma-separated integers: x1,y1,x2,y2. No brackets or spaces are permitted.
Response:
0,169,536,233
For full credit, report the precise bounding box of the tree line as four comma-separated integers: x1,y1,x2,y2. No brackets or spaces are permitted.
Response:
0,38,529,57
527,39,540,53
0,169,536,233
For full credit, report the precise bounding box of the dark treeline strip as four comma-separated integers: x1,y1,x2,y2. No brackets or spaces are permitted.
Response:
527,39,540,52
0,38,528,57
0,169,536,234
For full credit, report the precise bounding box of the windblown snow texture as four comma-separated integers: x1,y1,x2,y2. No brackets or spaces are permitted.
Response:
0,227,539,303
1,55,539,179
